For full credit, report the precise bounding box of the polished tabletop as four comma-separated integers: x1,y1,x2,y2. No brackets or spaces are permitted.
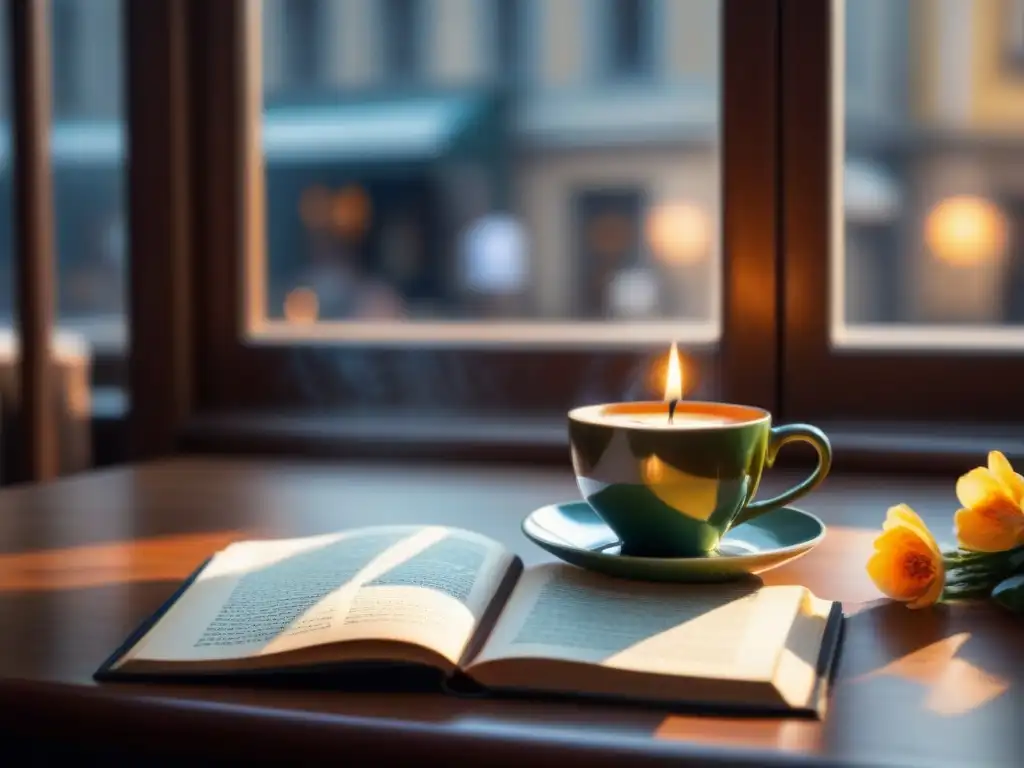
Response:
0,458,1020,766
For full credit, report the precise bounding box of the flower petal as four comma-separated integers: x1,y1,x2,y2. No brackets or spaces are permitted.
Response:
907,563,945,609
956,467,1010,510
874,523,933,554
883,504,940,555
868,526,940,603
883,503,927,530
867,550,923,601
988,451,1024,505
955,504,1024,553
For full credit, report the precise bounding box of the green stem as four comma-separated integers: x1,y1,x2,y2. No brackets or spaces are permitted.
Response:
948,565,1003,581
946,577,999,592
954,544,1024,558
944,547,1024,575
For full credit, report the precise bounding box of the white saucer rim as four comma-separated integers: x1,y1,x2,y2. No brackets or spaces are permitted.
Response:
522,501,827,565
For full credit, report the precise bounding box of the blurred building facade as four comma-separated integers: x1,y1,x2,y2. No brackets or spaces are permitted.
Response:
1,0,1024,332
890,0,1024,326
261,0,719,323
262,0,1024,327
844,0,1024,326
0,0,125,339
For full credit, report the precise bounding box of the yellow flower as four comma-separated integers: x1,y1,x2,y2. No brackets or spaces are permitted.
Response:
954,451,1024,553
867,504,945,609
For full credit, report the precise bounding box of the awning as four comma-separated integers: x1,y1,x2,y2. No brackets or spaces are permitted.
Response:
0,93,495,167
262,96,487,165
844,159,902,223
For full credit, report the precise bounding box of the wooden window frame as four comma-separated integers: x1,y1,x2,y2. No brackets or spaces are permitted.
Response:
781,0,1024,470
22,0,1020,474
112,0,1024,474
141,0,780,465
2,0,140,482
125,0,194,459
7,0,59,481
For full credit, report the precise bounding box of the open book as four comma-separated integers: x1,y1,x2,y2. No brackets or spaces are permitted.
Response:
96,526,843,716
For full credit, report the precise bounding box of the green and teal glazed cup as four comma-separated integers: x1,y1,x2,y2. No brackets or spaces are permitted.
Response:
569,401,832,558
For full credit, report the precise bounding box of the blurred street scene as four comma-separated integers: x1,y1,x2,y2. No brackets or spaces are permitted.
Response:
1,0,1023,344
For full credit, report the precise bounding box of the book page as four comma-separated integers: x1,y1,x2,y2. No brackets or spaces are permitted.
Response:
469,563,810,682
119,526,514,670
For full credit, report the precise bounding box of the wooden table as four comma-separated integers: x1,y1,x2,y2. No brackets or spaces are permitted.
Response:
0,458,1020,766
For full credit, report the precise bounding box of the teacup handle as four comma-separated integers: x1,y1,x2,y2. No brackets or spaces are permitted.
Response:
732,424,832,527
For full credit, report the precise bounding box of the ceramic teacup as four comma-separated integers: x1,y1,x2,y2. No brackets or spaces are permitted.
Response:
568,401,832,558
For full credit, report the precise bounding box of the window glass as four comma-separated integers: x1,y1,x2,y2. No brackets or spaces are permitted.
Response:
0,1,125,360
608,0,650,78
284,0,321,86
495,0,523,81
0,9,10,341
256,0,720,348
49,0,127,359
0,0,125,480
382,0,421,83
839,0,1024,347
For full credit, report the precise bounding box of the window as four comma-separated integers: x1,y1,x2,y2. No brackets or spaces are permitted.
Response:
0,0,125,379
51,0,79,117
1005,195,1024,321
1006,0,1024,66
0,7,10,403
255,1,720,340
607,0,652,79
838,0,1024,335
283,0,321,86
183,0,751,426
574,188,650,319
0,0,126,480
49,0,127,362
782,0,1024,428
494,0,523,82
9,0,1008,471
381,0,421,83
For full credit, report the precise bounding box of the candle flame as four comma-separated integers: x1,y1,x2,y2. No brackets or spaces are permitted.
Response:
664,342,683,401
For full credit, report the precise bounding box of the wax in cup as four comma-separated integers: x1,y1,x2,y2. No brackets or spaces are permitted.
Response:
603,412,736,429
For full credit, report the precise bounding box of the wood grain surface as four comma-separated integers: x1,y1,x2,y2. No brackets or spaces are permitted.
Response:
0,458,1020,766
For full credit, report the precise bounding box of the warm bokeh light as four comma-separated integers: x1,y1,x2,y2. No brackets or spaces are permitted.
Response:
924,196,1008,267
646,202,711,265
331,184,372,239
664,341,683,401
283,287,320,324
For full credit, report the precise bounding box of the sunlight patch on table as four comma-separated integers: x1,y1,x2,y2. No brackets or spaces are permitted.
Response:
854,632,1010,715
654,716,821,752
0,532,244,591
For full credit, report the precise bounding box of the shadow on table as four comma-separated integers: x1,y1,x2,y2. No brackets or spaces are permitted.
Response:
837,599,1019,680
836,598,1019,719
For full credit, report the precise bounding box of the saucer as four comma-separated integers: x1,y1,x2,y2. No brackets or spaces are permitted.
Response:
522,501,825,583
